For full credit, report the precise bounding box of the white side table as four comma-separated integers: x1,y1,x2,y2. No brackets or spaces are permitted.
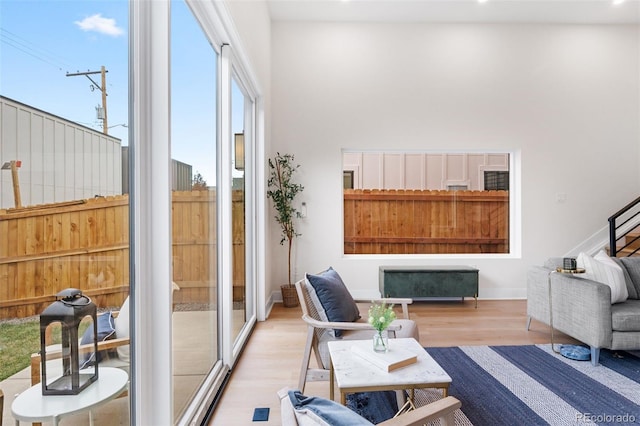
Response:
548,267,585,353
11,367,128,426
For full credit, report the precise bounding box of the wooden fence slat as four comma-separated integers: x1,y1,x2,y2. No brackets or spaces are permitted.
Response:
344,189,508,255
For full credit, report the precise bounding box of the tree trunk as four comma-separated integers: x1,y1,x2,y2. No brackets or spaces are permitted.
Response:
287,235,293,285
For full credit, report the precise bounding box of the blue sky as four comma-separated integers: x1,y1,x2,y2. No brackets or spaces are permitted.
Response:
1,0,239,185
1,1,130,142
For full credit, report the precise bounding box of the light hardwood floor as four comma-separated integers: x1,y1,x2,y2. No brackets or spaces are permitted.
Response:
208,299,579,425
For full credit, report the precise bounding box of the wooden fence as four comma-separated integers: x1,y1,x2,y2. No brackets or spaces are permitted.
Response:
0,190,245,319
170,190,246,306
344,189,509,255
0,196,130,319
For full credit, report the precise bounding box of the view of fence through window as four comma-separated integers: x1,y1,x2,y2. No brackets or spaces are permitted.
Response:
0,0,131,421
342,151,511,255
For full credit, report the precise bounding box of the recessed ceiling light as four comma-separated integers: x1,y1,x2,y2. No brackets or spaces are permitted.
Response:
613,0,626,4
478,0,489,3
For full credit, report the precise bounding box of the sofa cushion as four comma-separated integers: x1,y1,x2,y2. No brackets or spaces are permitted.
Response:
611,300,640,331
577,251,628,304
619,257,640,300
611,257,637,300
306,267,360,337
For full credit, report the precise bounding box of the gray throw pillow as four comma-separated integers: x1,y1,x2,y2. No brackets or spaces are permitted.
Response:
306,267,360,337
619,257,640,299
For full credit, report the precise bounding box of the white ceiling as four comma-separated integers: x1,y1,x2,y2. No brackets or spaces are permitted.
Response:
266,0,640,24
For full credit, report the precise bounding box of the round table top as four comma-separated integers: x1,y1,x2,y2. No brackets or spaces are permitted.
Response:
12,367,128,423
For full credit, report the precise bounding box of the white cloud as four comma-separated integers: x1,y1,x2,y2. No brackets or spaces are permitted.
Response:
74,14,124,37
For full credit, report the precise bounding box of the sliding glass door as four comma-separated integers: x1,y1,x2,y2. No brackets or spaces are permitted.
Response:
126,0,261,422
170,1,220,421
165,1,257,423
230,75,257,348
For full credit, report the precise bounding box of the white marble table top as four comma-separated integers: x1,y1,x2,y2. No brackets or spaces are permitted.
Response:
327,338,451,389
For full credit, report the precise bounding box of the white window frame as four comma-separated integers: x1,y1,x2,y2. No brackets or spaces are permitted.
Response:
342,149,521,259
129,1,265,424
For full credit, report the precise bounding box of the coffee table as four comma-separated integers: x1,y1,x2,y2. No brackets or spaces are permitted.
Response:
327,338,451,412
11,367,128,426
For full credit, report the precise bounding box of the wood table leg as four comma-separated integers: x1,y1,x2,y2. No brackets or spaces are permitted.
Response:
329,360,334,401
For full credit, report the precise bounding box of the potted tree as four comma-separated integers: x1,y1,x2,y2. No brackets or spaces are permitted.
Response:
267,152,304,307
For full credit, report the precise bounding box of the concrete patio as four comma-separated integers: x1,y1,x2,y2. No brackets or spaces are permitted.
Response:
0,309,226,425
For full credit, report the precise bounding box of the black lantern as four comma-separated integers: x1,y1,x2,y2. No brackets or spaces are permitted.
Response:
39,288,98,395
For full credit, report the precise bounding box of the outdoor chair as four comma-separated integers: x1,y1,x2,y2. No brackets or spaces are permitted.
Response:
30,282,181,388
279,387,461,426
295,268,420,392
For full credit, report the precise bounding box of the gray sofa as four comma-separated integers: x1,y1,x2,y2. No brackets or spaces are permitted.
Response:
527,256,640,365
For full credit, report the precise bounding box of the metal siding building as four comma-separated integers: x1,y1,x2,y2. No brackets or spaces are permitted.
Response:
121,146,193,192
0,96,122,209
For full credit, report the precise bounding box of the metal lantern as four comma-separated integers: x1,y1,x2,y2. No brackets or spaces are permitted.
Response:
39,288,98,395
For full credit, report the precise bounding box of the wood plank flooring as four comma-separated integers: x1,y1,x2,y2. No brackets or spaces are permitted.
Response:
208,299,579,425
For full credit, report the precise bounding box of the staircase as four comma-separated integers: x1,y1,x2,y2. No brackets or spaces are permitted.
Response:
609,196,640,257
612,227,640,257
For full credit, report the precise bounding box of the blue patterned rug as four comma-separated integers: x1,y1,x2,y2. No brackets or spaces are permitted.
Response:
348,345,640,425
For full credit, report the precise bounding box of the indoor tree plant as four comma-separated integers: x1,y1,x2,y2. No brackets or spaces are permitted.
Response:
267,152,304,307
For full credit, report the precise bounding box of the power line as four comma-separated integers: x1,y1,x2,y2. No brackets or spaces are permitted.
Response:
0,28,74,71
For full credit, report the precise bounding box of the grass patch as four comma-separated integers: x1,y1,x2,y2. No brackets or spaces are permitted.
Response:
0,318,95,382
0,319,40,381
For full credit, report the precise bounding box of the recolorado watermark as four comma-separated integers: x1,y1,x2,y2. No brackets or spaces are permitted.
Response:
576,413,636,423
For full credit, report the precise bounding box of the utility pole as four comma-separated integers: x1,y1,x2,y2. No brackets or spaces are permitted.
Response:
66,66,109,134
1,160,22,208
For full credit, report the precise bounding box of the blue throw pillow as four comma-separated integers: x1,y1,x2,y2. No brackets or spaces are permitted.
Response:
288,390,373,426
80,312,116,369
306,267,360,337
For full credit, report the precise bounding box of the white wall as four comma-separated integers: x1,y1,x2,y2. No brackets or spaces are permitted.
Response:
270,22,640,300
225,0,272,316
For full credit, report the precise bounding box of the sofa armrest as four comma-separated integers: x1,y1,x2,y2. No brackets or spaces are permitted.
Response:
277,387,298,425
379,396,461,426
548,272,612,348
527,266,553,324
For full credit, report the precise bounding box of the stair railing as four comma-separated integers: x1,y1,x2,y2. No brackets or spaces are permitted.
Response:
609,196,640,257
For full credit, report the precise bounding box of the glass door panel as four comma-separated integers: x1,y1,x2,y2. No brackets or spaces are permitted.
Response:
231,78,247,344
170,1,219,421
0,0,130,423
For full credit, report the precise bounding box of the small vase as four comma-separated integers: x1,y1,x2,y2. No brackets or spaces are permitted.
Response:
373,329,389,353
